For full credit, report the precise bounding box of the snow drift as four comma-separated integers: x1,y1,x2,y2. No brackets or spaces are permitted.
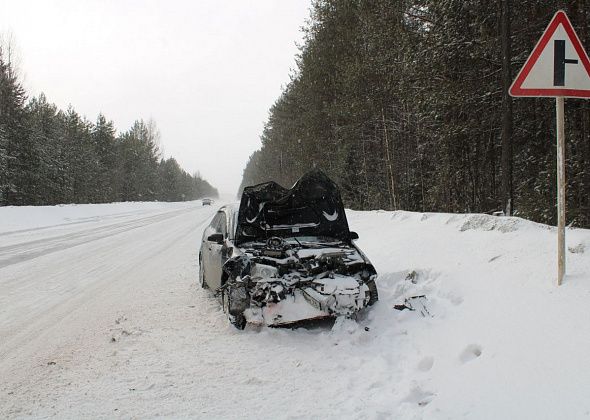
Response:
1,202,589,419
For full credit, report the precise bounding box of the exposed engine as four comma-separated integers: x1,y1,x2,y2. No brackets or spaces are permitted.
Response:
222,236,378,328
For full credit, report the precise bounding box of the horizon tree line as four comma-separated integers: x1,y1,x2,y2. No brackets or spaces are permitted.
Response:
239,0,590,228
0,43,218,206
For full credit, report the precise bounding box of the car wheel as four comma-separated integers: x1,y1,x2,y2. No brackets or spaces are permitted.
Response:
222,286,247,330
229,313,246,330
366,279,379,306
199,253,208,289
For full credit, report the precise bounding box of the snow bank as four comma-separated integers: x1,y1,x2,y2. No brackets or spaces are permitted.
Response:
344,209,590,419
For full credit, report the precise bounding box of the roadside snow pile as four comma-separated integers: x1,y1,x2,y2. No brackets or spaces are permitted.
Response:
345,209,590,419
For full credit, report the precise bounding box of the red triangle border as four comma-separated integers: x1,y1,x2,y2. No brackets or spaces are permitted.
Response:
510,10,590,98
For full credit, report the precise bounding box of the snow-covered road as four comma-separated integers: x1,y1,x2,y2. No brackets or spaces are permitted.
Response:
2,201,590,419
0,202,216,417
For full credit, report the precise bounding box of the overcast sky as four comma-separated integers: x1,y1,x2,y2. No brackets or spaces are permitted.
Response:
0,0,311,195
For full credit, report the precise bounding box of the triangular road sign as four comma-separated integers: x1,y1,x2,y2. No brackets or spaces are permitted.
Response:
510,10,590,98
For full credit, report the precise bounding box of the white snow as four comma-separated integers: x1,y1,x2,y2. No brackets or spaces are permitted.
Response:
0,201,199,232
1,203,590,419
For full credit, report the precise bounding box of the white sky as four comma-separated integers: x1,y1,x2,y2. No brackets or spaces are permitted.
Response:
0,0,311,195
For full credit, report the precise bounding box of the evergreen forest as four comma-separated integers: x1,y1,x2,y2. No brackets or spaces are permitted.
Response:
0,45,217,206
239,0,590,227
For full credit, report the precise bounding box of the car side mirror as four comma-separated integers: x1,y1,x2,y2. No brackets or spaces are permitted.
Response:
207,233,224,244
350,231,359,240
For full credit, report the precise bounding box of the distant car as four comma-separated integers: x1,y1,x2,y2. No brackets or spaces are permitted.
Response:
202,198,213,206
198,170,378,329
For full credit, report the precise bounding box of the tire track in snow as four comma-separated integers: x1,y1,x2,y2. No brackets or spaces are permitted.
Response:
0,204,214,375
0,207,196,269
0,208,160,238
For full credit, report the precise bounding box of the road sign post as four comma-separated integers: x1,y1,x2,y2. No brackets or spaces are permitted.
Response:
556,96,565,285
510,10,590,286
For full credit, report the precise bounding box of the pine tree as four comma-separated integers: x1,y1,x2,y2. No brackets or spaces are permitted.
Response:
239,0,590,228
92,114,117,202
0,46,27,205
117,120,160,201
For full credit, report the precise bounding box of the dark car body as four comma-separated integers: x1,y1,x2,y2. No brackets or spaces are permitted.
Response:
202,198,213,206
199,170,378,329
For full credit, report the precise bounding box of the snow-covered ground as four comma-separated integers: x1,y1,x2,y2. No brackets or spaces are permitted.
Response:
1,201,590,419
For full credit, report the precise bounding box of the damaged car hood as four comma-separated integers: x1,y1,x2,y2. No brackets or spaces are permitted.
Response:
235,170,353,244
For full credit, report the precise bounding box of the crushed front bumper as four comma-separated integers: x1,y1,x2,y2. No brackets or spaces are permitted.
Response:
240,278,370,327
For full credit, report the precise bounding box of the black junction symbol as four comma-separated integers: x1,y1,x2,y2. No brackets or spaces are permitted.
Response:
554,40,578,86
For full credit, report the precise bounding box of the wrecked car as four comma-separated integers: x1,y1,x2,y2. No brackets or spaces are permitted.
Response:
198,170,378,329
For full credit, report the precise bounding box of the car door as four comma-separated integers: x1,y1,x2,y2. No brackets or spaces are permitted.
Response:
202,212,221,286
204,211,227,290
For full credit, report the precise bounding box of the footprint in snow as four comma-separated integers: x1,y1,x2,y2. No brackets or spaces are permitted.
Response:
460,344,483,363
417,356,434,372
243,377,265,385
403,387,436,407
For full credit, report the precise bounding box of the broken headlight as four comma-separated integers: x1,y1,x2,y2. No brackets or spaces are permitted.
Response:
250,263,278,280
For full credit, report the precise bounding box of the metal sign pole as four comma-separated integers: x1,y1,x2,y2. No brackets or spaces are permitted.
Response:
556,96,566,285
509,10,590,285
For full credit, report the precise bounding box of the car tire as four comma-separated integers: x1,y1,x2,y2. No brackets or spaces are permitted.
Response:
229,313,247,330
222,286,247,330
366,279,379,306
199,253,208,289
